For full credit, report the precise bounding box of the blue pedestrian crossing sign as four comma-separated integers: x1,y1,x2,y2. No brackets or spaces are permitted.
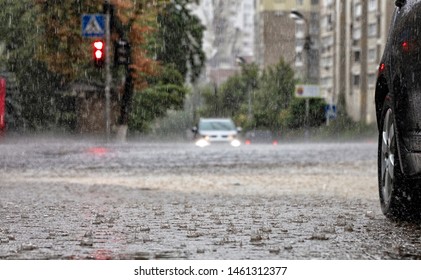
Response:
82,14,105,38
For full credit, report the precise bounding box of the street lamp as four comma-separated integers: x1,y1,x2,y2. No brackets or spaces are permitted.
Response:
290,10,312,138
236,56,252,122
289,10,311,82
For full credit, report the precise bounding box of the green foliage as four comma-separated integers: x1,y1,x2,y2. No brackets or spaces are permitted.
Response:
34,0,100,83
253,59,296,131
129,66,187,132
156,0,206,83
198,63,259,125
0,0,65,131
196,85,218,118
0,0,197,133
197,58,328,133
283,98,327,129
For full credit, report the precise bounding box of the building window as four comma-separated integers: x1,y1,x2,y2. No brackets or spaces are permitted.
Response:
354,50,361,63
354,3,362,20
353,75,360,87
295,22,305,38
368,73,376,88
321,56,333,70
324,0,333,6
368,48,377,62
321,14,333,31
295,52,303,66
311,0,319,5
296,0,304,6
368,23,377,37
296,38,305,48
353,27,361,40
369,0,377,11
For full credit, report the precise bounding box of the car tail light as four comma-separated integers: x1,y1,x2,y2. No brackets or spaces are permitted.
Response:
378,63,386,76
402,41,410,52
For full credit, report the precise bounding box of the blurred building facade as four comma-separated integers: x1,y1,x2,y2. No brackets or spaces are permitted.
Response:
192,0,395,124
320,0,394,124
254,0,320,84
191,0,255,85
255,0,394,124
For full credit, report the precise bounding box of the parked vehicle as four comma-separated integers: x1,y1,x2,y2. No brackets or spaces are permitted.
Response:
375,0,421,220
244,130,278,145
192,118,241,147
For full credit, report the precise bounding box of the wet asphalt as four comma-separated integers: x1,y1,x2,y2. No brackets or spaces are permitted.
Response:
1,136,421,260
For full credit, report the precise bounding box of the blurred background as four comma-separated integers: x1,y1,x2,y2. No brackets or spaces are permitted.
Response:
0,0,389,141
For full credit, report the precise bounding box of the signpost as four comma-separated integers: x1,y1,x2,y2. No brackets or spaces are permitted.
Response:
0,78,5,135
81,12,111,141
325,104,337,126
82,14,105,38
294,85,321,98
294,84,321,136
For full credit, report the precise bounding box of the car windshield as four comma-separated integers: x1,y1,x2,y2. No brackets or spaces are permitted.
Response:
199,120,236,131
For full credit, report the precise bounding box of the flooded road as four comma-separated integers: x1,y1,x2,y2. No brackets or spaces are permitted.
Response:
1,136,421,259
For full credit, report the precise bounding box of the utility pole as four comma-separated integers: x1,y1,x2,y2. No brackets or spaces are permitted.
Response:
104,0,112,141
236,56,252,122
360,0,368,124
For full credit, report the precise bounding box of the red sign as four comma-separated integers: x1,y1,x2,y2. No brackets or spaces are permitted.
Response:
0,78,6,131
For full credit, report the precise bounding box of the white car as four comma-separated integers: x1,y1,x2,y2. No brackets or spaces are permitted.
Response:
192,118,241,147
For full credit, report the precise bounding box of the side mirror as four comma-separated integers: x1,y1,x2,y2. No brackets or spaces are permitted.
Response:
192,126,198,133
395,0,406,8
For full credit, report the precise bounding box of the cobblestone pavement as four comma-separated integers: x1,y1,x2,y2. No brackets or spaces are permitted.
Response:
1,137,421,259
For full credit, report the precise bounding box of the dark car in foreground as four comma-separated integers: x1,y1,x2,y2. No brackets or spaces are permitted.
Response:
375,0,421,220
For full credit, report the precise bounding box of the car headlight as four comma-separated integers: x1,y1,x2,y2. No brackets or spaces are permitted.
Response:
195,138,210,148
230,139,241,147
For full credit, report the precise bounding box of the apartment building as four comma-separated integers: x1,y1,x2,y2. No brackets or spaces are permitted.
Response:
319,0,335,102
345,0,380,123
320,0,393,124
191,0,255,85
255,0,393,124
255,0,320,84
193,0,394,124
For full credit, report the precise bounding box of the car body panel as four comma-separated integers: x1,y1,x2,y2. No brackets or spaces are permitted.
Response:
376,0,421,177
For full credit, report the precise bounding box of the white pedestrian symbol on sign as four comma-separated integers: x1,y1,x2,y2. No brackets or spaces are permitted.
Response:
82,14,105,37
85,17,102,34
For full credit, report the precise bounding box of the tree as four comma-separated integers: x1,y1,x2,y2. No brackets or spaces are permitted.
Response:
129,65,187,132
253,59,296,131
156,0,205,83
0,0,193,134
34,0,166,90
0,0,64,131
197,58,327,133
284,98,327,129
197,63,259,128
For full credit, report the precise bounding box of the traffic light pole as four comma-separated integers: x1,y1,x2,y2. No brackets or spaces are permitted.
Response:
104,0,112,141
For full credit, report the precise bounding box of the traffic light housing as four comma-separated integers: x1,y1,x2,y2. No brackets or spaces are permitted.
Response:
114,39,131,66
93,40,105,68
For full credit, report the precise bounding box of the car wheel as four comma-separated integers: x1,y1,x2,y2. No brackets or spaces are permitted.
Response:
378,98,412,220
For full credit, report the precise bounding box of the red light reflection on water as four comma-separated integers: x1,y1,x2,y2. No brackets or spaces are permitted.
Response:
94,249,113,260
87,147,109,156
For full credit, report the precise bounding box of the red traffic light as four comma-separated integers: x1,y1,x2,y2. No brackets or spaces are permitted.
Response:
93,40,105,67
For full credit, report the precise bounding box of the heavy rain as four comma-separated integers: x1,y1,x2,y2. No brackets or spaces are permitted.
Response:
1,0,421,264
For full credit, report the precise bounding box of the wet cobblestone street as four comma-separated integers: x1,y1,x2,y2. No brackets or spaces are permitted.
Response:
1,137,421,259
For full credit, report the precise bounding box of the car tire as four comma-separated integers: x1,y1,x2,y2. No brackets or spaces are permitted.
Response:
378,98,416,220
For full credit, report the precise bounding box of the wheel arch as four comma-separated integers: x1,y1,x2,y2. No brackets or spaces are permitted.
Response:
375,75,389,130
